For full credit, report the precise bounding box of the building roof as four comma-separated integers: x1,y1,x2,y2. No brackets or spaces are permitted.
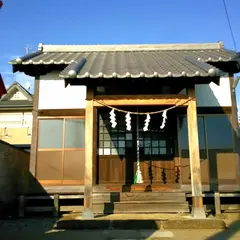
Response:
0,74,7,98
9,42,240,80
0,81,33,109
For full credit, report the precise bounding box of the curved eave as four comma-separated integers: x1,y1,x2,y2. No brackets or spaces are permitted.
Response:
60,71,222,79
9,51,42,65
10,57,233,65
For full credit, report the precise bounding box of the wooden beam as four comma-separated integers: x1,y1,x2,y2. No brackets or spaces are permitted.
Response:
93,94,190,107
38,109,85,117
82,87,96,219
187,86,206,219
29,77,40,176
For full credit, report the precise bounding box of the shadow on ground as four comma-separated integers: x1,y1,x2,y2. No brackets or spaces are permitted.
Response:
207,219,240,240
1,217,240,240
0,217,162,240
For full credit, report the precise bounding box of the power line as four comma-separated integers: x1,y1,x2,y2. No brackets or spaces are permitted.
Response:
222,0,237,51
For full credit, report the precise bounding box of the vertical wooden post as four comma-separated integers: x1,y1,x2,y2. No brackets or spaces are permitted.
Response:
214,192,221,216
29,77,40,176
82,87,96,219
19,195,25,217
187,86,206,219
53,194,59,217
229,74,240,184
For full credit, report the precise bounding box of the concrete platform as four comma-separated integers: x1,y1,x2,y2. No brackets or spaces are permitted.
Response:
55,213,226,230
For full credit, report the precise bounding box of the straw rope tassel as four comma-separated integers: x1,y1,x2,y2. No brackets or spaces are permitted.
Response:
134,112,143,184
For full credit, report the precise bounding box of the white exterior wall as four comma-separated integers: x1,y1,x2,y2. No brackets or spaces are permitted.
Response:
38,72,86,109
0,112,32,128
179,74,232,107
38,72,232,109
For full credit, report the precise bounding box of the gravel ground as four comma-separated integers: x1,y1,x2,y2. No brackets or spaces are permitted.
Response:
0,216,240,240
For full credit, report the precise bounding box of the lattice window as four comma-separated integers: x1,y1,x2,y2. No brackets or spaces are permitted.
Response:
138,114,173,156
98,111,173,156
98,112,133,156
139,130,169,155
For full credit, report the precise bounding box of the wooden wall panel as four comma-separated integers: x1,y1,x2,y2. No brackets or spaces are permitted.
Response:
36,151,62,181
98,156,126,184
133,159,176,184
63,150,85,181
216,152,237,181
99,157,177,184
180,150,209,185
181,150,237,186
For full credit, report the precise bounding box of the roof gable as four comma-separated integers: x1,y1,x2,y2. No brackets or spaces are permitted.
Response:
1,82,32,101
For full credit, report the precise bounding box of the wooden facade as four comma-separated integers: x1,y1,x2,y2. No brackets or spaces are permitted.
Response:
29,81,239,218
9,42,240,218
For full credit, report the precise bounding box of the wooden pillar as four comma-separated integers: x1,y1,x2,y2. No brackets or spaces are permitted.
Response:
53,194,60,217
229,74,240,184
29,77,40,176
214,192,221,216
187,86,206,219
82,87,97,219
18,195,25,217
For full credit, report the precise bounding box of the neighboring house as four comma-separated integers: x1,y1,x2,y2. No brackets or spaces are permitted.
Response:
0,73,7,97
0,77,31,215
9,42,240,218
0,82,33,152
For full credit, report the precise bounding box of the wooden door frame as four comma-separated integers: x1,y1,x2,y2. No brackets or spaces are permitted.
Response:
83,90,204,218
36,115,85,185
96,103,183,186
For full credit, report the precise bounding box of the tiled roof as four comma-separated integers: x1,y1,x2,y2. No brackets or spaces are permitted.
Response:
9,42,240,79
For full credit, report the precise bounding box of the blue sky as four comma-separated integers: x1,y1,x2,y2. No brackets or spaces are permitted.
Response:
0,0,239,102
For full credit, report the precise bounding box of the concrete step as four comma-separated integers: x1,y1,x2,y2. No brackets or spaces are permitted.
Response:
93,201,189,214
93,192,186,203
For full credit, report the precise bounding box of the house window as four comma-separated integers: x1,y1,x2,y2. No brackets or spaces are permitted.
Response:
98,111,173,156
205,115,233,150
37,117,85,183
179,116,207,159
179,114,233,154
38,119,85,149
138,114,173,156
98,112,132,155
139,130,169,155
179,116,206,150
65,119,85,148
38,119,63,149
